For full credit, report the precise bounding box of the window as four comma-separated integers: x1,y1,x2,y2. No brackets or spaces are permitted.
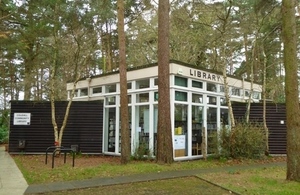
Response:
175,91,187,101
207,83,216,92
106,96,116,105
175,76,188,87
207,96,217,105
127,82,132,90
105,84,116,93
192,80,203,89
219,85,225,93
136,93,149,103
92,87,102,94
244,90,250,97
154,78,158,86
136,79,149,89
80,88,88,96
192,94,203,103
154,92,159,101
220,97,227,106
231,87,241,96
253,91,260,99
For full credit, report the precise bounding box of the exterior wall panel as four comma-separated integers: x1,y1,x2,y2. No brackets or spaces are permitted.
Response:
232,103,286,155
9,101,103,154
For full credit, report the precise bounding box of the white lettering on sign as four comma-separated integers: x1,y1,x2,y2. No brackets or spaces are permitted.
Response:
14,113,31,125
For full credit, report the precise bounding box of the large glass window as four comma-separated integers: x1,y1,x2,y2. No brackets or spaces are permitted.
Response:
207,107,217,154
175,76,188,87
135,105,150,155
174,104,188,157
253,91,260,99
192,106,203,156
106,107,116,152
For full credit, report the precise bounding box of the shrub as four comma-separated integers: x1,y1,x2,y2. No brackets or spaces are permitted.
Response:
213,122,266,159
0,110,9,144
131,141,153,161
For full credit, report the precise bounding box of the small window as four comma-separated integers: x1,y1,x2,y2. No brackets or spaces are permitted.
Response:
207,96,217,105
175,91,187,101
136,79,149,89
192,80,203,89
137,93,149,103
231,87,241,96
253,91,260,99
192,94,203,103
244,90,250,97
92,87,102,94
154,78,158,86
220,97,227,106
105,84,116,93
175,76,188,87
220,85,225,93
127,82,132,90
106,96,116,105
80,88,88,96
207,83,216,92
154,92,159,101
73,89,78,97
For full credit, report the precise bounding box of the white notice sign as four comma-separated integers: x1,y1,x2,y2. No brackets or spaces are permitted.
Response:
174,135,185,150
14,113,31,125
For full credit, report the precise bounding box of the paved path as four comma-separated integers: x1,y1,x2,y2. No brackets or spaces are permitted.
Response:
0,146,28,195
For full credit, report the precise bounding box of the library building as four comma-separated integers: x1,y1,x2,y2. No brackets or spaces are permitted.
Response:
67,60,262,160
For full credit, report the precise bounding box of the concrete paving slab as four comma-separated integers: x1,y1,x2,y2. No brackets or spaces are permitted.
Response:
0,146,28,195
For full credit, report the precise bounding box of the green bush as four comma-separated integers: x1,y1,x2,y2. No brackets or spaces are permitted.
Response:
131,141,153,161
0,110,9,144
213,122,266,159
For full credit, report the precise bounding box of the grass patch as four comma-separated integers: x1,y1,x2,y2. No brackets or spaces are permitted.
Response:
200,166,300,195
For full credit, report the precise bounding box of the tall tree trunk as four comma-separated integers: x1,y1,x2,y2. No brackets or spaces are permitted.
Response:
156,0,173,164
262,44,269,156
117,0,130,164
282,0,300,181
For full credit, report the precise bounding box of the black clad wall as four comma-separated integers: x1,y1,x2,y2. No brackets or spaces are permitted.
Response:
232,102,286,155
9,101,103,154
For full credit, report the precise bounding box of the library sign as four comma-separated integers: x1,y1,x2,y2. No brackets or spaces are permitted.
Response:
13,113,31,125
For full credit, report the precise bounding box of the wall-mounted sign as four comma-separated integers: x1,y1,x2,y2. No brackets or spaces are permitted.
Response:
14,113,31,125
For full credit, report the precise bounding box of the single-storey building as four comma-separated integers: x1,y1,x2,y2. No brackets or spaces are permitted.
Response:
67,60,262,160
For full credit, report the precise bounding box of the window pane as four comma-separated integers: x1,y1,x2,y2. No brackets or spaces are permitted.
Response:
92,87,102,94
207,83,216,92
136,79,149,89
192,94,203,103
154,78,158,86
137,93,149,103
192,80,203,89
207,96,217,105
175,91,187,101
106,96,116,105
175,76,188,87
127,82,132,90
106,84,116,93
220,97,227,106
231,87,241,96
80,88,88,96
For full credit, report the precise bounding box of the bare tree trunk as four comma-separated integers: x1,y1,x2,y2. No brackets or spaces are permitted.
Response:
282,0,300,181
117,0,130,164
156,0,173,164
262,45,269,156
